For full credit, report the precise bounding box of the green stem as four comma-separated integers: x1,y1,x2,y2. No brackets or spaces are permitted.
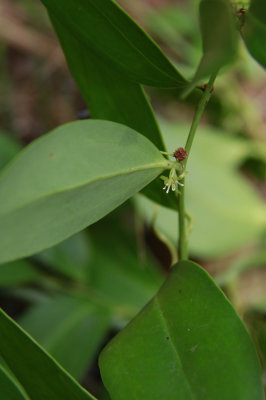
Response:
178,72,218,260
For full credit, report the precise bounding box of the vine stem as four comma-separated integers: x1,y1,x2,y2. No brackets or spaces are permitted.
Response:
178,71,218,260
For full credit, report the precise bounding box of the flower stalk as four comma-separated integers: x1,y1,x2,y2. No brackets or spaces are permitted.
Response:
177,71,218,260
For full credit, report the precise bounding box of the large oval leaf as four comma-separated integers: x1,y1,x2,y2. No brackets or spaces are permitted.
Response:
41,0,186,88
49,15,177,211
0,308,97,400
0,120,169,263
99,261,263,400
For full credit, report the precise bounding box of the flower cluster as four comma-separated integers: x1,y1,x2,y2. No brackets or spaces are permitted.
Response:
161,167,185,194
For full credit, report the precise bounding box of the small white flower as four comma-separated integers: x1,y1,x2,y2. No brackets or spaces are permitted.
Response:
161,168,185,194
163,182,171,194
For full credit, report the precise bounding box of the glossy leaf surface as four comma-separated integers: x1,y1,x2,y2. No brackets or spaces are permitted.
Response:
100,261,263,400
20,295,110,381
0,120,168,263
0,308,97,399
41,0,186,88
49,14,177,210
242,0,266,68
136,121,266,258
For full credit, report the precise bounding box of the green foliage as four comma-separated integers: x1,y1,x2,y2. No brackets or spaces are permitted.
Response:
49,15,177,210
197,0,238,76
0,120,168,263
0,365,28,400
0,0,265,398
41,0,186,87
49,15,166,150
99,261,263,400
183,0,238,95
242,0,266,68
245,306,266,375
0,131,21,170
136,121,266,258
87,216,163,312
0,260,40,287
0,308,97,399
36,231,90,281
19,295,110,381
3,209,164,388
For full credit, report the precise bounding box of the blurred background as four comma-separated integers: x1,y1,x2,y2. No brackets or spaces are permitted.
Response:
0,0,265,397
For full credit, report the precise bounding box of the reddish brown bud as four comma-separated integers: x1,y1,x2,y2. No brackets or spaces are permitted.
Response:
200,83,215,93
237,7,247,16
174,147,188,162
236,7,247,28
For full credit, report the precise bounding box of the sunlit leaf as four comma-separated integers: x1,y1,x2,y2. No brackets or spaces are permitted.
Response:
0,120,169,263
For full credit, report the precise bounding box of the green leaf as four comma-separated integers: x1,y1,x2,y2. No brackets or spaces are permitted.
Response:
49,14,177,211
0,120,169,263
0,260,40,287
87,214,163,317
147,3,202,74
183,0,238,95
0,365,29,400
242,0,266,68
245,306,266,373
50,15,165,150
0,131,21,171
41,0,186,88
36,232,90,281
99,260,264,400
99,388,111,400
0,308,97,400
136,121,266,258
20,295,110,381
